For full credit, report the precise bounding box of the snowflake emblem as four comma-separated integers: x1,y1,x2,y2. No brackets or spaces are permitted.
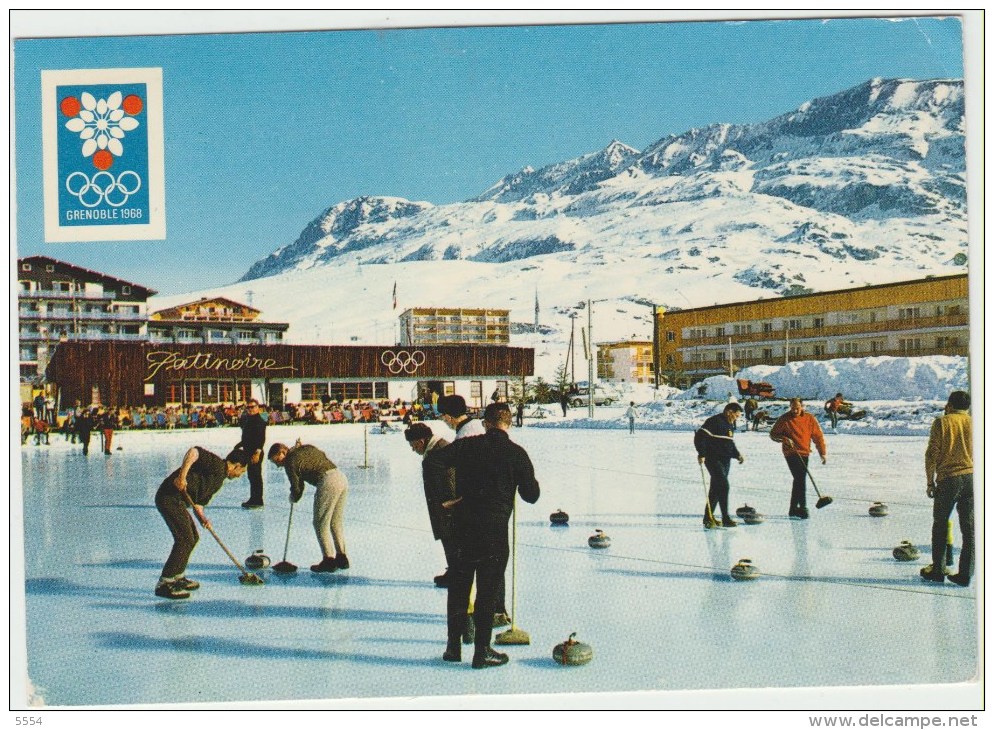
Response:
61,91,142,171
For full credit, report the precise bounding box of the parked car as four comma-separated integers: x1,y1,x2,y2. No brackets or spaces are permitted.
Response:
569,387,616,407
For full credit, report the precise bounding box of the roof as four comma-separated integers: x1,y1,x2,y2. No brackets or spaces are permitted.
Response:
150,296,262,319
17,255,157,296
661,273,968,316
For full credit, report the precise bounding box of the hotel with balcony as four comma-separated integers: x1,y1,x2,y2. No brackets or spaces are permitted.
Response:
398,307,510,346
597,340,654,384
17,255,156,383
656,274,969,381
147,297,289,346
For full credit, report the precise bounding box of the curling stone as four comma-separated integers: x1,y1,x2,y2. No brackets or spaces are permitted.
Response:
742,512,765,525
730,558,760,581
892,541,920,562
868,502,889,517
245,549,271,570
588,529,611,549
550,509,570,525
736,504,757,518
553,632,593,666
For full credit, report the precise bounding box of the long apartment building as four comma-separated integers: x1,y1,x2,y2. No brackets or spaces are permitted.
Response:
17,255,156,382
656,274,968,380
597,340,654,384
398,307,510,346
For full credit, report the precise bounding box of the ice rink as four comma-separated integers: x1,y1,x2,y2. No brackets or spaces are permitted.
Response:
14,420,980,708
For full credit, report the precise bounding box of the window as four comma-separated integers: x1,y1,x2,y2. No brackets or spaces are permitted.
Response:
813,317,825,328
841,342,860,354
236,381,253,403
470,381,483,409
236,330,255,341
302,382,330,401
898,307,920,320
21,263,31,271
665,354,674,365
326,382,388,402
122,286,131,295
813,344,825,356
666,331,675,342
788,319,802,330
45,265,55,273
762,322,773,333
715,327,725,337
898,338,922,353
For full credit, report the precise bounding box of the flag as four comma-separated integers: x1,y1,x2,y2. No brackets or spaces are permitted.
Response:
392,281,397,310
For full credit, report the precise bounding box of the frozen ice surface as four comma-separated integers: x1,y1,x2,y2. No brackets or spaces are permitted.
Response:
17,422,978,708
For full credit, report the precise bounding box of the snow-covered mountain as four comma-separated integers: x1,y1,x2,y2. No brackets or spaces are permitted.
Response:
155,78,969,381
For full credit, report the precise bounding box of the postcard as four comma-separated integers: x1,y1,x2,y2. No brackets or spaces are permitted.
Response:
10,10,982,716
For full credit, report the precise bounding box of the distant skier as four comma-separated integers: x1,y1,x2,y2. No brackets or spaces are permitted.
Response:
825,393,845,429
743,397,759,429
625,401,639,434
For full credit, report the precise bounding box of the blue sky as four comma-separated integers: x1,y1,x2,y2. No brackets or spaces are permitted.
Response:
13,13,966,295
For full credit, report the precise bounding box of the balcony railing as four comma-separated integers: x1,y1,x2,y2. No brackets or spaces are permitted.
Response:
681,313,969,346
681,345,969,372
18,332,146,342
18,289,120,300
18,309,146,321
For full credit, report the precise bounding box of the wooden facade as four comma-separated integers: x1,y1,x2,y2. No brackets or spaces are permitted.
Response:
656,274,969,380
46,341,534,407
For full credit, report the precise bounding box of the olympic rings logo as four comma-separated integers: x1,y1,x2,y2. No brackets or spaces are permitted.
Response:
65,170,142,208
380,349,426,375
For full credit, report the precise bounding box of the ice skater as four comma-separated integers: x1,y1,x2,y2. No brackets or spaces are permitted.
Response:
154,446,250,599
268,441,350,573
921,390,973,586
694,402,745,527
433,402,540,669
769,398,827,519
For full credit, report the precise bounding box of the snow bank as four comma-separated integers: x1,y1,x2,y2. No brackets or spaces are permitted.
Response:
671,355,967,402
531,356,968,437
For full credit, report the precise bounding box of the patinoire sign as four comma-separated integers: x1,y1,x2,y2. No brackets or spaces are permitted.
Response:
144,350,297,381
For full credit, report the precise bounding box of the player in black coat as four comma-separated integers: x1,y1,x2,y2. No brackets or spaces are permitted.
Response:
694,403,745,527
236,399,268,508
433,402,540,669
